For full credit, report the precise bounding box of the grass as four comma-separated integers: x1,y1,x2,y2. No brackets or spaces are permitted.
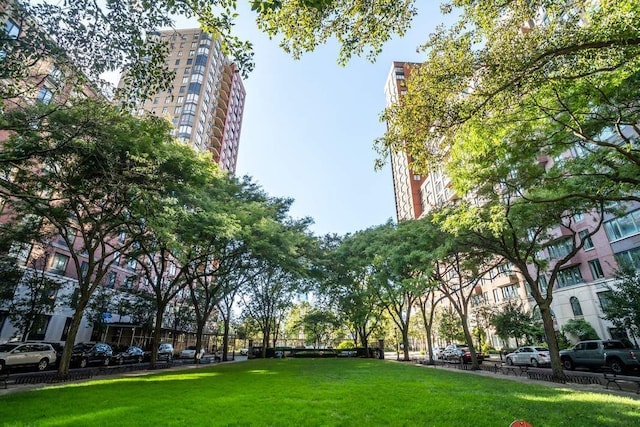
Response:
1,358,639,426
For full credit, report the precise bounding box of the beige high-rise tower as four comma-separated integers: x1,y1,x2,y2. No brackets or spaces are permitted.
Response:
132,28,245,174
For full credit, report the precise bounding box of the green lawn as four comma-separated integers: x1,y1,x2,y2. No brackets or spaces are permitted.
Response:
1,358,638,426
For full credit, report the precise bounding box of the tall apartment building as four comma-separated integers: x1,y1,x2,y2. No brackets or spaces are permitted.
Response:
384,62,426,221
383,60,640,349
132,28,245,174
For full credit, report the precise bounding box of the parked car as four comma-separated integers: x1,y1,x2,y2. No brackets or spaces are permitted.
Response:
180,346,205,359
559,339,639,374
70,343,113,368
112,346,145,365
42,342,64,366
0,342,57,372
240,348,249,356
505,346,550,367
157,343,174,361
443,344,485,364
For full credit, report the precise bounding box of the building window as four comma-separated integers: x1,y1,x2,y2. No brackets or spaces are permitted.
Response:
570,296,583,316
127,258,137,270
174,106,182,114
35,87,53,104
188,50,195,56
49,66,64,84
597,291,611,311
124,276,135,288
153,97,159,104
112,250,121,265
579,229,594,250
165,96,173,103
179,86,186,93
80,261,89,279
182,76,189,84
5,18,21,38
28,315,51,341
186,58,193,65
501,285,519,299
492,288,500,303
557,265,584,288
174,59,180,65
178,50,183,56
184,67,191,74
588,259,604,279
604,209,640,242
614,247,640,270
176,96,184,104
49,253,69,274
106,272,117,288
548,238,573,258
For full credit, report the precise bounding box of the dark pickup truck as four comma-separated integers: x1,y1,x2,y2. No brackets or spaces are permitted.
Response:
559,340,639,374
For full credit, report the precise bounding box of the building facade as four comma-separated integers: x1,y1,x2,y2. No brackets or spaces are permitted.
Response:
132,28,245,174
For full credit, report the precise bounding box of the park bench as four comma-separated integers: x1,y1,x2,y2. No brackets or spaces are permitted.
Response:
603,373,640,394
500,364,528,376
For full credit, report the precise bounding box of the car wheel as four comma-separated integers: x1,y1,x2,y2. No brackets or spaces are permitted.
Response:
506,357,513,366
608,358,626,375
37,358,49,371
79,358,88,369
530,358,539,368
562,358,575,371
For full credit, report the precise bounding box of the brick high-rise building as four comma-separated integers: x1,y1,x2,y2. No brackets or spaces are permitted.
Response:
131,28,245,174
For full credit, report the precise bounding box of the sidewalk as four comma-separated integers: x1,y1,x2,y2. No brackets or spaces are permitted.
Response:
402,357,640,398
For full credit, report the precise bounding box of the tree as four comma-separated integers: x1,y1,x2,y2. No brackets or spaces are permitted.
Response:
7,256,61,341
417,288,446,364
0,99,185,374
298,307,339,348
561,318,599,342
439,192,604,378
240,266,297,357
320,233,386,354
379,1,640,205
437,306,464,344
491,301,538,348
255,0,418,65
601,266,640,346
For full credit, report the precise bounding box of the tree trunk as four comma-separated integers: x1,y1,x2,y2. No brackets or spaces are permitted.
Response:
57,311,84,374
539,303,564,378
149,312,164,368
461,315,480,370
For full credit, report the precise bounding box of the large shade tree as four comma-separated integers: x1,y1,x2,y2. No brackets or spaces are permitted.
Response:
0,99,198,373
379,0,640,204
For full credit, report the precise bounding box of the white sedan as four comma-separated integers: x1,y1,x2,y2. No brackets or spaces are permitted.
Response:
505,346,550,367
179,346,205,359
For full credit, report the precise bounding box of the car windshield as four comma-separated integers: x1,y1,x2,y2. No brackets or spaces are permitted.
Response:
534,347,549,352
0,344,19,352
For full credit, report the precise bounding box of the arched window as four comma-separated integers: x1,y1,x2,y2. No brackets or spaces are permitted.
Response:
570,296,583,316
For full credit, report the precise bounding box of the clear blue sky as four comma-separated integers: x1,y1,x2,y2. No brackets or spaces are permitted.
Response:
173,4,457,237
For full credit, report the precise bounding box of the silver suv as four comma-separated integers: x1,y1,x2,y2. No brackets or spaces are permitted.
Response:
0,342,57,372
158,343,174,361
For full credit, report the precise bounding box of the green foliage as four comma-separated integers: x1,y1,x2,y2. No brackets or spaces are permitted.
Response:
437,306,464,343
562,319,600,341
255,0,418,66
336,340,355,349
380,0,640,204
490,301,539,346
601,267,640,340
